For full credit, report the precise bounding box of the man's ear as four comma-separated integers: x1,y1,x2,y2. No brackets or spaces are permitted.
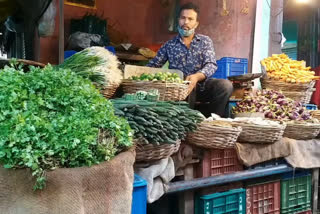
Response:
195,21,199,29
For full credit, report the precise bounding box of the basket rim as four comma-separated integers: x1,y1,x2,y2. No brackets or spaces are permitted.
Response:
232,121,286,130
285,122,320,128
261,78,315,86
122,79,189,86
199,121,242,131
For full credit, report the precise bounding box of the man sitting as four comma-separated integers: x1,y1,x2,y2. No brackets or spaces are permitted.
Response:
147,2,233,117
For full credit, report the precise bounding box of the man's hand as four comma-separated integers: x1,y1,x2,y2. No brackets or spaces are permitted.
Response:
186,73,206,94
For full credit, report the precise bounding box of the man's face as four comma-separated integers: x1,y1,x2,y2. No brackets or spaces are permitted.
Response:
179,9,199,31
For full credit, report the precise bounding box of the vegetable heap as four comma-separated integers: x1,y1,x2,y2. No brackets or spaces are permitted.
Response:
0,63,132,190
233,90,311,120
261,53,319,83
129,72,183,83
58,46,123,86
112,98,204,145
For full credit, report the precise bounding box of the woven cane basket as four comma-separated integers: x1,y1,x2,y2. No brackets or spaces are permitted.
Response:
261,78,315,92
311,111,320,120
281,90,315,104
121,80,189,101
135,139,181,162
186,122,242,149
283,122,320,140
232,122,286,144
100,83,119,99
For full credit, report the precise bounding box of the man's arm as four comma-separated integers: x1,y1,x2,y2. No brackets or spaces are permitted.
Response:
146,44,168,68
198,38,218,78
186,38,217,93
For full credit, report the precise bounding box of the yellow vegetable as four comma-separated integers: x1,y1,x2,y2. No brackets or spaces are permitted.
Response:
261,54,319,84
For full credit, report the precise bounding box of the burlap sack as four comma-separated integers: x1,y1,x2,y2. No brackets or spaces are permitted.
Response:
235,138,293,166
285,139,320,168
0,149,135,214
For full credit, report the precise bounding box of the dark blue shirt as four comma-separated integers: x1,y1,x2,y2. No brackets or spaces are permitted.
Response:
147,34,217,78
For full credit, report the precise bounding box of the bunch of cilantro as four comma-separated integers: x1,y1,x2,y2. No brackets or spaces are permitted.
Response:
0,63,133,190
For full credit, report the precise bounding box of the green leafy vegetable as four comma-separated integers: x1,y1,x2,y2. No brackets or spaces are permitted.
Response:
0,64,132,190
130,72,183,83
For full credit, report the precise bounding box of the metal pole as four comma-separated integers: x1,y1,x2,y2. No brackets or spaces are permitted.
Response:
313,169,319,214
59,0,64,64
166,164,292,194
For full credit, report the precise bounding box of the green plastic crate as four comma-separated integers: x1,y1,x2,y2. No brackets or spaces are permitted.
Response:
196,188,246,214
281,175,312,214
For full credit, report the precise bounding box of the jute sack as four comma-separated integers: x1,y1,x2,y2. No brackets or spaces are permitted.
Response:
0,149,135,214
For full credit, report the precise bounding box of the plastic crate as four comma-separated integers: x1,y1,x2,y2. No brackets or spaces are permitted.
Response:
246,180,280,214
281,170,312,180
197,182,243,196
196,188,246,214
105,46,116,55
304,104,318,110
228,99,241,118
246,159,287,170
132,174,147,214
296,210,312,214
64,50,77,60
281,175,312,214
212,57,248,79
63,46,115,60
195,148,243,178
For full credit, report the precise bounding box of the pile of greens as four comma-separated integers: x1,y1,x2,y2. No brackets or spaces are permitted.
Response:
57,47,123,86
0,63,132,189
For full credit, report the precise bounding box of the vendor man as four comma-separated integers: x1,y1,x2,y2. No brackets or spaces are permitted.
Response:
147,2,233,117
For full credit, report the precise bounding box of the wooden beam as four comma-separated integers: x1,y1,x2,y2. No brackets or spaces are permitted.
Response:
58,0,64,64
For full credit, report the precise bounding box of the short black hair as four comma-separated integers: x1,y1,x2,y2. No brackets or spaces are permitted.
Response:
179,2,200,19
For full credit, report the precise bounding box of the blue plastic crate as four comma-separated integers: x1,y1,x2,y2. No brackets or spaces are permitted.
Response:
304,104,318,110
64,50,77,60
64,46,115,61
212,57,248,79
228,99,241,118
281,170,312,180
132,174,147,214
196,188,246,214
105,46,116,55
246,158,287,170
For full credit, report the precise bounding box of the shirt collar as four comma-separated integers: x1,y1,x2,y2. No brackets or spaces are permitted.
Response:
175,34,201,45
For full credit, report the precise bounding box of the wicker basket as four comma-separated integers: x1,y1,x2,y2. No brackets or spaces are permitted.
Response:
283,122,320,140
100,83,120,99
186,122,242,149
281,89,315,104
232,122,286,144
121,80,189,101
261,78,315,92
311,110,320,120
135,139,181,162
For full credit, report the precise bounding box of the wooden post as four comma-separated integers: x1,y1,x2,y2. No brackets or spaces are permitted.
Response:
312,168,319,214
179,164,194,214
58,0,64,64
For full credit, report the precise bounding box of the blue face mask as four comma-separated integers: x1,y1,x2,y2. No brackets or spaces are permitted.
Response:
177,25,195,37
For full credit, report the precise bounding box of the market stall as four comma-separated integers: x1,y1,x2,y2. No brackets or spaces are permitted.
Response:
1,49,320,214
2,0,320,213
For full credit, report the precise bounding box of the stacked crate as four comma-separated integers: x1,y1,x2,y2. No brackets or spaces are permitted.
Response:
246,180,281,214
281,173,312,214
195,188,246,214
195,148,243,178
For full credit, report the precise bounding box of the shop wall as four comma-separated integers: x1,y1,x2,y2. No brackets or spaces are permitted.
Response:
40,0,256,67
